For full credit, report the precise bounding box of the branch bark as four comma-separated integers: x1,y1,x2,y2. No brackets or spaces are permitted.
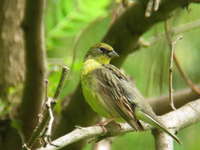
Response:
20,0,46,140
0,0,25,97
152,130,174,150
149,87,200,115
38,99,200,150
103,0,191,67
27,67,69,148
0,0,25,149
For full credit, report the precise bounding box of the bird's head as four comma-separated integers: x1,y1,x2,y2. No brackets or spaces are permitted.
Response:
85,43,119,64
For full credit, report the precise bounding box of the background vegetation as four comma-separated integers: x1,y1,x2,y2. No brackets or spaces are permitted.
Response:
44,0,200,150
0,0,199,150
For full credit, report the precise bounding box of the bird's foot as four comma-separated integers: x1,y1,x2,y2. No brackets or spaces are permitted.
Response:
96,119,115,133
92,119,122,143
96,118,115,126
97,119,122,133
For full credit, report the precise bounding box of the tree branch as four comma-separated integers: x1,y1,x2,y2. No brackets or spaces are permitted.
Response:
149,86,200,115
38,99,200,150
20,0,46,140
103,0,191,67
26,67,69,148
147,19,200,46
152,130,174,150
164,18,183,110
174,54,200,95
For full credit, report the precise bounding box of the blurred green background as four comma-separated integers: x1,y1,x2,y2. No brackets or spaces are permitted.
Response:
45,0,200,149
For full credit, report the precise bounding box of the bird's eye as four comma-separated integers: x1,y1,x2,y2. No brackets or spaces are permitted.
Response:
99,47,108,54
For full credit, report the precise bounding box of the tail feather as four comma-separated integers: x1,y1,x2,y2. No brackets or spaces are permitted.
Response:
127,119,144,131
135,109,181,144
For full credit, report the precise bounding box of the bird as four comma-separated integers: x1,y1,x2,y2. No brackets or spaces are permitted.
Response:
80,42,180,144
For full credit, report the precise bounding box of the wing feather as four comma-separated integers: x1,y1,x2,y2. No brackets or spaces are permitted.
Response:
92,64,143,131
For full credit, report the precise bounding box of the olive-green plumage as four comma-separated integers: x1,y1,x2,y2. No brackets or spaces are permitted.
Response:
81,43,180,144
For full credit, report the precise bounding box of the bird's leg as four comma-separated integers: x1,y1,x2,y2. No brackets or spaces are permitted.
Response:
96,118,122,131
90,118,122,143
96,118,115,126
96,118,116,134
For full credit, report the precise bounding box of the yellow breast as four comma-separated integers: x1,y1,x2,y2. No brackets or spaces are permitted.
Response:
81,59,102,75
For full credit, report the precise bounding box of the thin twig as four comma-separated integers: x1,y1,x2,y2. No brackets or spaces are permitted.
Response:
27,66,69,148
164,20,182,110
46,100,54,137
43,66,69,145
43,98,55,145
174,55,200,95
40,80,53,146
53,66,69,100
146,19,200,47
169,36,183,110
164,20,174,109
164,20,200,97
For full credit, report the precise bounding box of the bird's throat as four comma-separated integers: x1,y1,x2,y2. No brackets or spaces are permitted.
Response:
81,59,102,75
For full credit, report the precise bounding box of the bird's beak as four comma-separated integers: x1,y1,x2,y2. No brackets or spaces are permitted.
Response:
108,50,119,58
